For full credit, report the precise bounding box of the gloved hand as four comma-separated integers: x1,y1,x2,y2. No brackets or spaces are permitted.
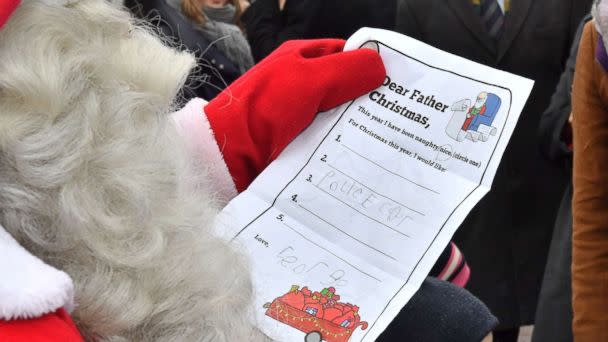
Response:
205,39,385,192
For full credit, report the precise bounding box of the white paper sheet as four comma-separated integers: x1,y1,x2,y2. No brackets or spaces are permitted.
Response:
217,28,534,342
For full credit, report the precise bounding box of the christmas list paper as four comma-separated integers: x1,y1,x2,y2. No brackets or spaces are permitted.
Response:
216,28,534,342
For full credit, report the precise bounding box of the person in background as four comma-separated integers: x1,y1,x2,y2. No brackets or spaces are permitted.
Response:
179,0,254,73
532,14,591,342
126,0,253,100
241,0,397,62
571,1,608,340
242,0,319,62
532,13,592,342
395,0,592,341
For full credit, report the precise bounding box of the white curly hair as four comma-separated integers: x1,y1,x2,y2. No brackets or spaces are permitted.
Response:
0,0,265,340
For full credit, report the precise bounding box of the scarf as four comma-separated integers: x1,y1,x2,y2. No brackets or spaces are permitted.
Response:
197,15,254,74
204,4,237,24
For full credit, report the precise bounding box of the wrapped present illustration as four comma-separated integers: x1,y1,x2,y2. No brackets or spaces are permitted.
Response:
263,286,368,342
446,92,501,142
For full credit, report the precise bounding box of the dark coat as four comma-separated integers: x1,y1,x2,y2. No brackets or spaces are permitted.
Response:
312,0,397,40
379,277,497,342
538,14,590,165
242,0,319,62
532,14,590,342
395,0,592,329
242,0,397,62
125,0,242,101
531,184,573,342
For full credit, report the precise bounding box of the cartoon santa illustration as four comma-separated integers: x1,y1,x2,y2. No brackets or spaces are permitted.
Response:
446,91,500,142
462,92,489,131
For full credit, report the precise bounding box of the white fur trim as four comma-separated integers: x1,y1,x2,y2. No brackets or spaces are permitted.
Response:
593,0,608,52
171,98,238,202
0,224,74,320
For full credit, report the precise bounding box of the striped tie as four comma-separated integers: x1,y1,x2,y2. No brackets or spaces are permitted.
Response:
479,0,505,40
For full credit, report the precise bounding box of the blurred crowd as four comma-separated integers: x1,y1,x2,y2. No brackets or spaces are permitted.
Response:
125,0,397,100
122,0,604,340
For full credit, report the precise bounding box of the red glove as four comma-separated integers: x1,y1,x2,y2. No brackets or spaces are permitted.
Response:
205,39,385,192
0,309,83,342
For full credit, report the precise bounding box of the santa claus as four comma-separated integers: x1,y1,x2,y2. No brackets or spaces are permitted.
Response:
0,0,384,340
462,92,488,131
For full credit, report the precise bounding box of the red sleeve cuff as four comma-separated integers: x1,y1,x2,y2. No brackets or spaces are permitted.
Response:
436,243,470,287
0,309,83,342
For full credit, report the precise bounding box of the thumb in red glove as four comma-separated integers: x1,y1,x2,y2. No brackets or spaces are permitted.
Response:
205,39,386,192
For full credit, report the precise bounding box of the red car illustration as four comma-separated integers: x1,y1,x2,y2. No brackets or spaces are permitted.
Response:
263,286,368,342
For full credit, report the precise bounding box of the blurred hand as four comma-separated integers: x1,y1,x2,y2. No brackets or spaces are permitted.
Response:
569,111,573,124
278,0,286,10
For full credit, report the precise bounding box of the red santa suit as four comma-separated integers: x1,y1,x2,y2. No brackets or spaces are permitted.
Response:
0,225,81,341
462,104,487,131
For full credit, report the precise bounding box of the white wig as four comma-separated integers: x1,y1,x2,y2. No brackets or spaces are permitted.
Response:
0,0,265,341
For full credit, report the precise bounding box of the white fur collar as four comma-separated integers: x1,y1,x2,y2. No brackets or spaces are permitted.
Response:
0,224,74,320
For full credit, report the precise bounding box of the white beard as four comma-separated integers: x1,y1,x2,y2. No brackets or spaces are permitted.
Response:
474,100,486,109
0,1,267,341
